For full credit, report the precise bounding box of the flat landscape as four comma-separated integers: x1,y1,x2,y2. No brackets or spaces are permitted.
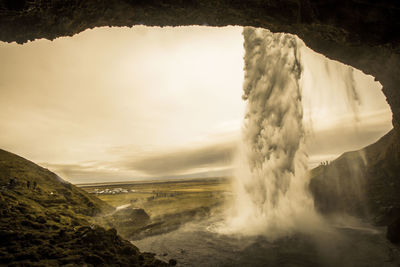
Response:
78,177,233,240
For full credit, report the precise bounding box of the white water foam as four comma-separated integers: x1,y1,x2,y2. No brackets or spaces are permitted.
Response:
219,27,322,239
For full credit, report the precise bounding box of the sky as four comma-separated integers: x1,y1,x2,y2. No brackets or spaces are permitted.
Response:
0,26,393,184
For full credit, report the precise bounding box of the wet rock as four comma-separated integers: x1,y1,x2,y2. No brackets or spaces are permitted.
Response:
169,259,177,266
21,219,44,229
84,254,105,265
121,245,138,255
387,217,400,243
138,254,144,262
36,215,46,224
14,252,35,262
114,207,150,222
3,0,26,11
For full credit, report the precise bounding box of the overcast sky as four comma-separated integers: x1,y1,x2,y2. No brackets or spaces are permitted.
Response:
0,26,393,183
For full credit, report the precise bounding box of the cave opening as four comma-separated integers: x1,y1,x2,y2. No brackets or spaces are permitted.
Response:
0,24,399,266
0,25,392,183
2,1,400,265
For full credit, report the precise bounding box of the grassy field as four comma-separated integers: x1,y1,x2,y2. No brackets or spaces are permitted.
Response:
80,178,232,218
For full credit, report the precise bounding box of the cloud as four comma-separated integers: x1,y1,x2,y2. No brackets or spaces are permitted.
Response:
40,162,137,184
118,141,237,176
0,26,244,169
305,109,392,168
40,139,238,183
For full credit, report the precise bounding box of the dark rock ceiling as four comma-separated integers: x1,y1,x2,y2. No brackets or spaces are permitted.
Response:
0,0,399,131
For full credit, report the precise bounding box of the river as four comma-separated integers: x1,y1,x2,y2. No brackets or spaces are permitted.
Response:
134,216,400,267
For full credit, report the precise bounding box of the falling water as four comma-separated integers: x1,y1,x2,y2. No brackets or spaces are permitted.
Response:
222,27,321,238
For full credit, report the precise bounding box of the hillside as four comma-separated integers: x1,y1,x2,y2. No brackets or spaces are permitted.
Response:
0,149,168,266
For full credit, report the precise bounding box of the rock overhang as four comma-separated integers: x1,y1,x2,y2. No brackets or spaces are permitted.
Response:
0,0,399,129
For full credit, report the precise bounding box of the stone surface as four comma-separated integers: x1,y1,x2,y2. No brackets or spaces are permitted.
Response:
387,216,400,243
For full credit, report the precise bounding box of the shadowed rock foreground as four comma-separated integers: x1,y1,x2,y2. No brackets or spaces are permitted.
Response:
0,149,168,266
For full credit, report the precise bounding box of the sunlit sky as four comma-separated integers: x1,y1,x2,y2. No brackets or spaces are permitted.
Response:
0,26,393,183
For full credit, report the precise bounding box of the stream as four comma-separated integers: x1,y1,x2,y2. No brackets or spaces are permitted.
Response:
134,216,400,267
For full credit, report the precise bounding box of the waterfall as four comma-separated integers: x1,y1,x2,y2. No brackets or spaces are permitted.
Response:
223,27,321,238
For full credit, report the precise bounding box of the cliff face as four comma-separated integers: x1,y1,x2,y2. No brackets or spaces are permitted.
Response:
310,129,400,223
309,128,400,245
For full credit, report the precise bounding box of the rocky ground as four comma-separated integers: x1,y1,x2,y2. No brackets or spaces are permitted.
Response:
98,205,215,241
80,178,230,241
0,149,172,266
